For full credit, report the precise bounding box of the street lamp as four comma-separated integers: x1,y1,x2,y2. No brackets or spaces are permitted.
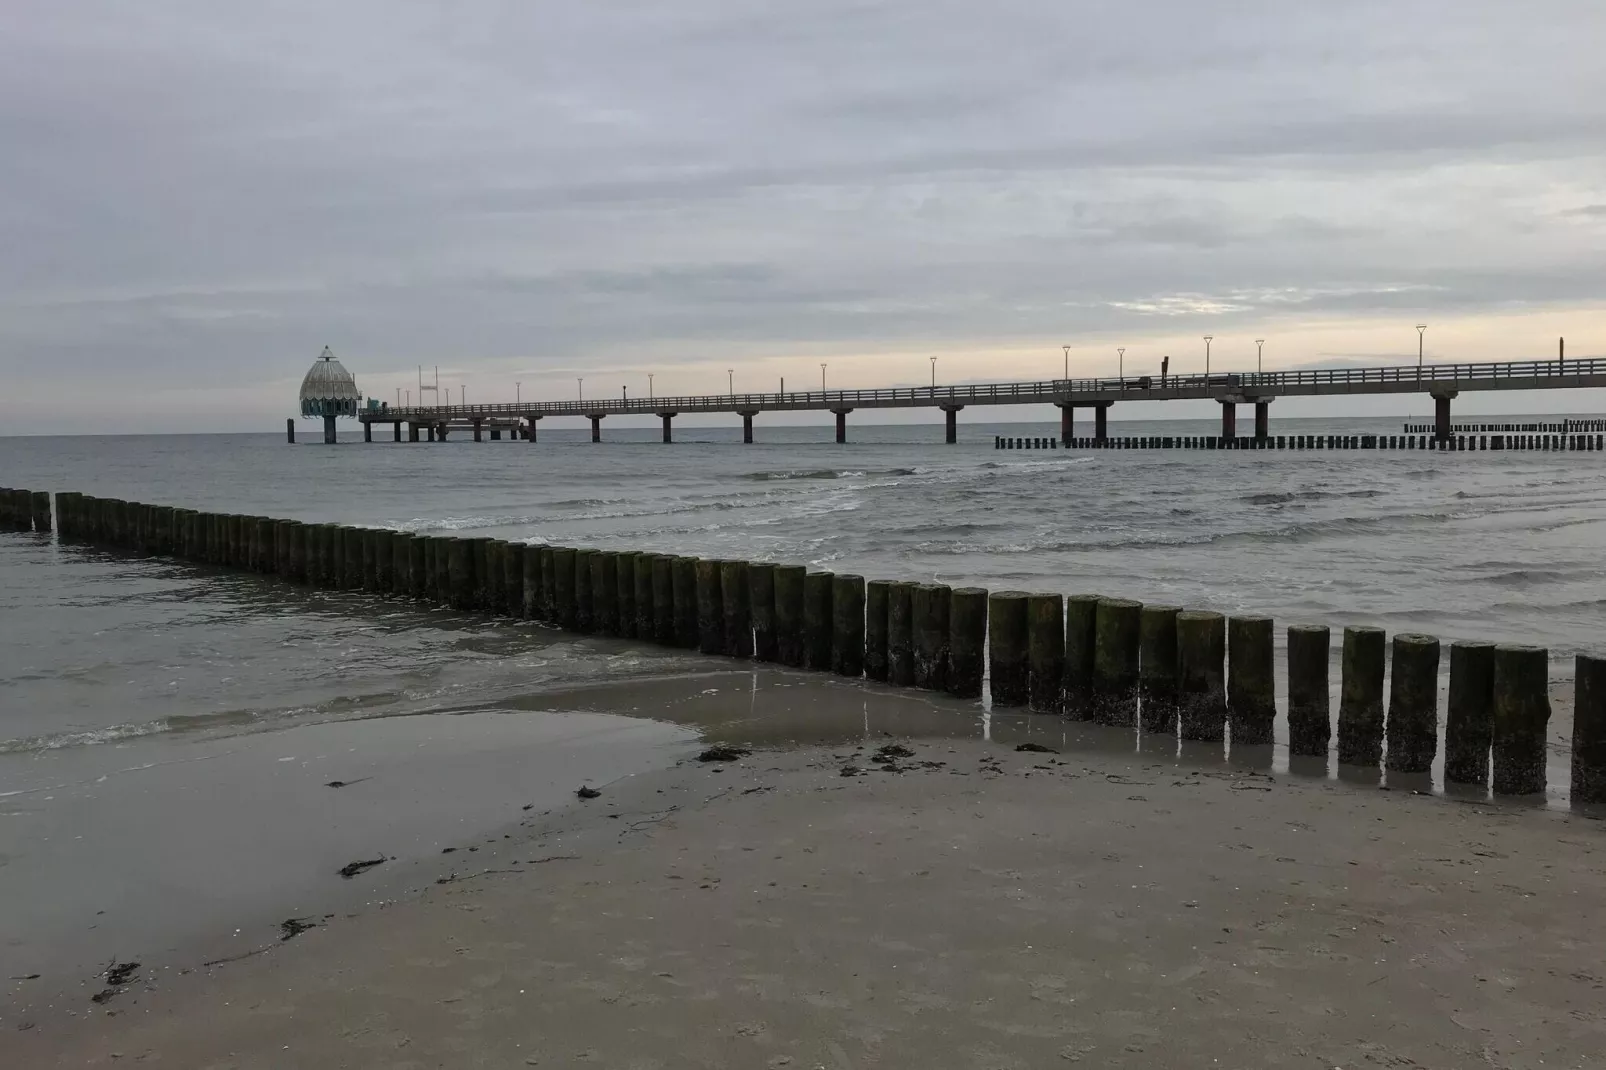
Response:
1255,339,1265,374
1204,336,1213,377
648,373,654,399
728,369,734,395
516,381,521,403
1417,324,1427,373
1062,344,1070,380
821,363,827,390
930,356,937,388
1117,347,1125,381
577,377,583,400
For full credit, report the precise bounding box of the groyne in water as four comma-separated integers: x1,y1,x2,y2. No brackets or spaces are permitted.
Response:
9,486,1606,806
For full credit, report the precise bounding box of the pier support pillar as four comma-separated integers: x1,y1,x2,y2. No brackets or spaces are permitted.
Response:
1220,402,1237,441
942,404,962,444
1433,391,1457,442
1057,404,1074,445
589,415,603,443
659,412,676,443
526,415,540,443
427,425,436,442
361,420,371,443
1253,401,1270,441
393,422,401,442
832,408,852,444
1093,403,1110,443
473,419,483,443
740,410,756,444
409,423,420,442
286,418,296,444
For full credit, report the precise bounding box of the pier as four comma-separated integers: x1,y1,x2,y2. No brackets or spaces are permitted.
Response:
352,356,1606,445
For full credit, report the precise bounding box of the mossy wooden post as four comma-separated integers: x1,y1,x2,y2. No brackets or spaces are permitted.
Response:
803,571,834,670
1444,641,1495,785
357,527,378,590
1138,604,1179,734
1062,594,1101,720
615,551,639,638
1571,654,1606,804
1093,598,1141,726
1177,610,1227,741
887,581,915,686
504,542,525,616
377,529,398,593
256,518,276,574
1492,644,1550,795
552,547,578,628
573,548,597,632
721,560,752,657
912,583,951,691
1287,624,1331,756
421,536,443,603
32,491,51,533
948,587,987,699
831,574,866,677
652,555,677,645
522,544,543,617
750,563,778,662
864,579,891,681
477,540,502,612
593,551,618,636
1227,615,1275,745
672,556,700,648
694,558,724,654
538,546,557,622
403,534,423,599
391,532,415,596
447,538,477,611
987,591,1030,706
272,519,293,578
1386,634,1441,773
773,564,806,666
1336,626,1386,766
1028,593,1065,713
633,552,655,638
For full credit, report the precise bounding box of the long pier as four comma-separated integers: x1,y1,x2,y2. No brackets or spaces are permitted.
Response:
350,356,1606,445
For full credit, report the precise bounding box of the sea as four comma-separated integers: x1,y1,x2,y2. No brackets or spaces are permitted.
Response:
3,412,1604,1016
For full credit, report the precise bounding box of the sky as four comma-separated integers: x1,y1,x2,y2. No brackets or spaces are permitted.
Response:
3,0,1605,433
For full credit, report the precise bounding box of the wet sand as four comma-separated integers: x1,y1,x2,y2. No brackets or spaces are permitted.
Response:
11,682,1606,1068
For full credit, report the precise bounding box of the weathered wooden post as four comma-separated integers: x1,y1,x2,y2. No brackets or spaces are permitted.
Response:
1138,604,1180,734
672,556,700,648
1444,640,1495,786
751,563,778,661
391,532,415,595
538,545,557,622
448,538,477,610
864,579,891,681
1385,634,1441,773
1572,654,1606,804
652,554,677,645
1093,597,1142,726
552,547,578,628
803,571,835,670
947,586,987,698
632,552,654,637
912,583,951,691
1062,593,1101,720
504,542,525,616
832,573,866,677
430,536,454,604
377,529,399,594
696,558,725,654
32,491,52,533
1286,624,1331,756
1177,610,1227,742
887,581,915,686
722,559,752,657
988,591,1030,706
773,564,806,665
573,548,597,631
1028,593,1065,713
1227,615,1276,745
521,543,543,617
615,551,638,637
1336,626,1386,766
592,551,618,635
1492,644,1549,795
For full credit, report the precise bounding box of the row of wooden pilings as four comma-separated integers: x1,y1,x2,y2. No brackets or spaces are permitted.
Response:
1061,434,1605,451
0,487,53,532
1406,420,1606,434
22,488,1606,805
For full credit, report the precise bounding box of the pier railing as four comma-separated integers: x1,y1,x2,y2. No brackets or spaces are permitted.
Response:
369,357,1606,421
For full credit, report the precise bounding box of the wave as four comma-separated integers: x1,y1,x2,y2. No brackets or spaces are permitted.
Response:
746,469,869,481
1239,489,1383,506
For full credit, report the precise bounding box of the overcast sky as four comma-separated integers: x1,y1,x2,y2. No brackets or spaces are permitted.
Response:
3,1,1605,432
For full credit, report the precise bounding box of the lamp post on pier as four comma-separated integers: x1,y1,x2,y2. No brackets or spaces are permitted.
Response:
1118,347,1125,382
577,377,583,401
930,356,937,388
821,363,827,390
1062,344,1070,380
1255,339,1264,374
1204,336,1213,377
1417,324,1427,377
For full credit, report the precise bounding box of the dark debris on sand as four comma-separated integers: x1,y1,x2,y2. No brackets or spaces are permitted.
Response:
697,745,752,763
337,857,387,879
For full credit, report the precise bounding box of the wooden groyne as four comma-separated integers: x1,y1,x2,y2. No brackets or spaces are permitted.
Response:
15,488,1606,807
1001,433,1606,451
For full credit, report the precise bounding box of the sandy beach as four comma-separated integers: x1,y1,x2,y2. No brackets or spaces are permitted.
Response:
10,673,1605,1069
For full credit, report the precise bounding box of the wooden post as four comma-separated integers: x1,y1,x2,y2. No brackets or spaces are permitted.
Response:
1227,615,1276,745
1062,594,1101,719
1177,610,1227,742
803,571,834,670
1138,605,1180,735
750,563,777,661
1492,644,1550,795
1286,625,1331,757
723,560,752,657
1028,593,1065,713
831,574,865,677
1385,634,1441,773
987,591,1030,706
1337,626,1386,767
947,587,987,698
1093,598,1142,726
773,564,806,665
887,581,915,686
912,583,951,691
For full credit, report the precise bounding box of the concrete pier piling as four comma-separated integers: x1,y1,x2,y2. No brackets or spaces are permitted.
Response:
832,574,866,677
1571,654,1606,804
573,548,597,632
552,547,578,628
803,571,835,671
1227,615,1276,745
1451,642,1496,784
1177,610,1227,742
652,555,676,645
615,550,638,637
1138,604,1180,734
632,552,654,638
947,587,988,698
864,580,891,681
887,581,915,686
448,538,477,611
1092,598,1142,727
912,583,951,691
672,556,700,649
1286,624,1332,757
593,551,619,636
1385,634,1441,773
1062,594,1102,720
696,559,725,655
773,564,806,666
1336,626,1387,767
750,564,778,662
987,591,1030,706
1491,644,1550,795
722,560,752,657
1028,593,1066,713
